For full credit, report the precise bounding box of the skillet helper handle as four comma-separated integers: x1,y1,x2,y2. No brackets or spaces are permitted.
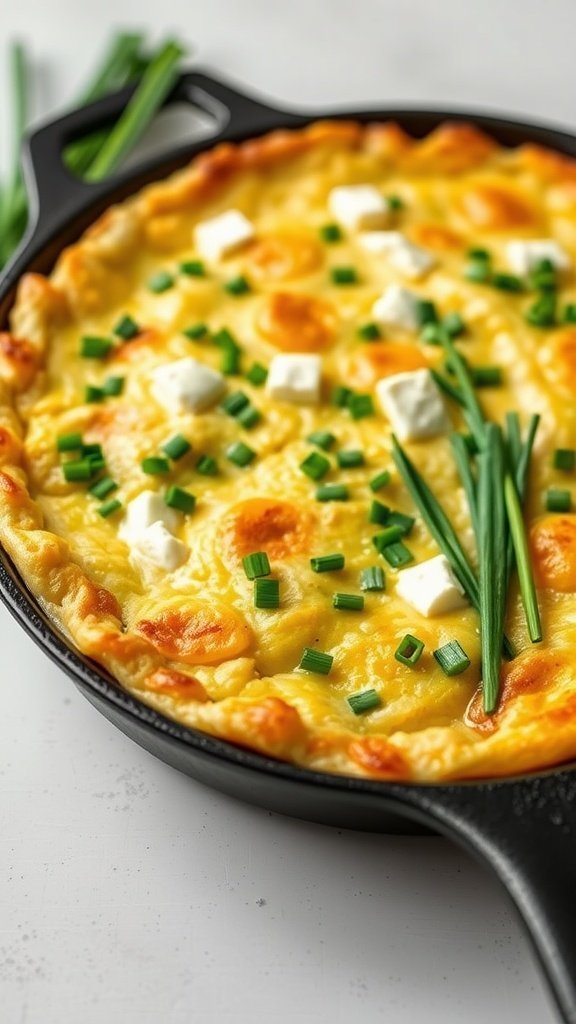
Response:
412,772,576,1024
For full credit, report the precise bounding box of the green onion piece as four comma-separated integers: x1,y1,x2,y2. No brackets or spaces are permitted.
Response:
300,451,331,481
315,484,349,502
63,459,93,482
89,476,118,499
213,327,238,348
254,578,280,609
420,323,449,347
141,456,169,475
319,223,342,243
80,336,113,359
113,315,139,340
372,526,404,552
370,470,391,492
183,322,209,340
387,510,415,535
226,442,255,467
526,293,557,328
88,457,106,472
369,500,391,525
331,385,352,407
97,498,122,518
333,592,364,611
416,299,438,326
243,551,271,579
360,566,386,591
531,258,557,292
86,40,185,181
331,266,358,285
310,553,345,573
220,345,241,375
337,449,365,469
433,640,471,676
387,194,404,210
57,432,83,452
221,391,250,416
492,272,524,293
467,247,490,260
546,489,572,513
103,375,125,396
165,486,196,514
563,303,576,323
163,434,191,460
299,648,333,674
237,405,262,429
442,311,466,338
429,368,466,406
381,541,413,568
82,442,103,459
147,270,174,293
85,385,105,403
307,430,336,451
395,633,425,666
246,362,268,386
553,449,576,471
471,366,503,388
464,253,492,283
348,393,374,420
196,454,218,476
347,688,381,715
180,260,206,277
224,274,251,296
358,322,381,341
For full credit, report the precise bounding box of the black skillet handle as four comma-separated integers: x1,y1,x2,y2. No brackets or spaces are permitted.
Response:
407,771,576,1024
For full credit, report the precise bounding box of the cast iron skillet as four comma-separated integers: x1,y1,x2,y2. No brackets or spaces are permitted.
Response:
1,69,576,1023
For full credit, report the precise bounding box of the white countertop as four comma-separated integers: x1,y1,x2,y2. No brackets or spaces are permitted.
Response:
1,1,570,1020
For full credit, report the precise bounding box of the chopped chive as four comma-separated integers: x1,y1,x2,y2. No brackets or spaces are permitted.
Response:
162,434,191,460
307,430,336,451
546,489,572,512
347,688,381,715
563,303,576,323
165,485,196,514
369,500,391,525
224,274,251,296
147,270,174,293
89,476,117,499
80,335,113,358
337,449,365,469
310,553,345,573
57,432,83,452
85,385,105,403
333,592,364,611
471,365,503,387
63,459,94,482
141,456,170,475
332,385,352,408
220,345,241,375
300,451,331,481
113,314,139,340
420,323,449,347
331,265,358,285
381,541,413,568
553,449,576,471
467,247,490,260
246,362,268,386
429,368,465,406
387,194,404,210
319,223,342,243
196,454,218,476
254,577,280,609
226,441,255,467
358,322,381,341
237,405,262,429
526,293,556,328
360,566,386,591
103,375,125,396
299,647,333,674
97,498,122,518
82,442,103,458
531,258,557,292
221,391,250,416
464,253,491,283
213,327,238,348
183,322,208,340
348,393,374,420
442,312,466,338
416,299,438,327
395,633,425,666
372,526,404,551
492,272,524,293
433,639,470,676
88,458,106,473
243,551,271,579
315,483,349,502
386,510,415,535
180,259,206,277
370,470,391,492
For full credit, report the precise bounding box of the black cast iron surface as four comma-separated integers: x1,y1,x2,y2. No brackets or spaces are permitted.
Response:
1,68,576,1023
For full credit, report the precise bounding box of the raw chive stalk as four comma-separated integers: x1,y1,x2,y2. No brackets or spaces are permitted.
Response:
337,450,365,469
370,470,391,492
478,425,508,712
420,323,449,347
254,578,280,609
113,315,139,339
180,260,206,277
310,553,345,573
57,432,83,453
97,498,122,518
315,483,349,502
89,476,118,499
437,333,485,447
433,640,471,676
147,270,174,293
553,449,576,471
243,551,271,579
0,42,28,266
300,451,331,481
360,566,386,591
381,541,413,568
450,433,479,539
546,489,572,513
141,456,169,475
504,470,543,640
347,689,381,714
332,593,364,611
103,375,125,396
226,441,255,467
307,430,336,451
183,322,209,340
80,335,113,358
246,362,268,386
429,369,466,407
165,486,196,514
196,454,218,476
395,634,425,666
298,648,333,674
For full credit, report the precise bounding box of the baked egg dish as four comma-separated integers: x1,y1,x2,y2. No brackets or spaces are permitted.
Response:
2,119,576,781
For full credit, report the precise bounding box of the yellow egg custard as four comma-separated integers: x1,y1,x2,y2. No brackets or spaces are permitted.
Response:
2,119,576,781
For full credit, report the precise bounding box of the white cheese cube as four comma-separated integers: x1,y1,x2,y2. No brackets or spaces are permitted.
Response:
131,521,189,572
358,231,405,253
396,554,468,617
119,490,180,544
194,209,255,263
328,185,390,232
372,284,421,331
150,357,225,414
376,368,450,441
266,354,322,405
360,232,436,279
505,239,570,276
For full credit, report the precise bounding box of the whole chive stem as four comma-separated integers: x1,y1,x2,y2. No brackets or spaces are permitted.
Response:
504,472,542,644
478,425,508,713
438,333,485,446
450,433,479,539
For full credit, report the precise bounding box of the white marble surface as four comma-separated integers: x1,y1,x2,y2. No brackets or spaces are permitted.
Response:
1,2,572,1021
